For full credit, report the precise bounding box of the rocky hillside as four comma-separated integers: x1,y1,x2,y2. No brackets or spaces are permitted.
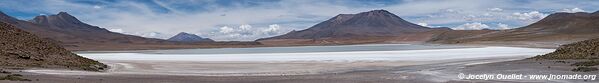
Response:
167,32,214,42
534,38,599,59
0,22,107,71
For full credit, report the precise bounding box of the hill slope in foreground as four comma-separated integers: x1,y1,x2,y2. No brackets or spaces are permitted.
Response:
534,38,599,59
0,22,106,71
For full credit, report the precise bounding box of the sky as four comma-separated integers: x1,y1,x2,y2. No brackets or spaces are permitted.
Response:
1,0,598,41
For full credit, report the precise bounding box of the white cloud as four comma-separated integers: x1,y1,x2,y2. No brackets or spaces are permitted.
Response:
416,23,429,27
107,28,124,33
558,8,586,13
132,32,171,39
453,22,490,30
444,9,460,13
488,8,503,12
219,26,235,34
511,11,548,21
482,13,492,16
416,22,444,28
93,5,102,9
107,28,171,39
496,23,511,30
263,24,281,35
209,24,289,40
239,24,253,35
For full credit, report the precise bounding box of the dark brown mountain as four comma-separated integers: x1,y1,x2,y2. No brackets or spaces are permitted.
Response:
430,11,599,46
29,12,108,33
167,32,214,42
259,10,433,40
0,11,175,50
0,22,106,71
25,12,169,44
426,30,498,43
0,11,17,24
1,11,264,50
510,12,599,35
257,10,492,46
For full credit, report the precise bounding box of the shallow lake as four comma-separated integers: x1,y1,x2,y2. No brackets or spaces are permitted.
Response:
77,44,555,62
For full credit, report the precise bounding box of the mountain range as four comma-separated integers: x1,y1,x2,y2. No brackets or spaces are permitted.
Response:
257,10,478,45
261,10,434,40
430,11,599,46
0,11,265,51
0,11,175,50
2,9,599,49
258,10,599,47
167,32,214,42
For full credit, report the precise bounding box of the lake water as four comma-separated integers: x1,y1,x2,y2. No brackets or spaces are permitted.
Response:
77,44,555,62
28,44,556,76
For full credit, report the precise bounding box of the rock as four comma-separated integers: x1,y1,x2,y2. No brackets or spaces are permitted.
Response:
571,67,598,72
534,38,599,59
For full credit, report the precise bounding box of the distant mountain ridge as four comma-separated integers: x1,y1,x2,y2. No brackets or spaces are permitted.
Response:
5,9,599,49
168,32,214,42
29,12,106,31
257,10,464,45
258,10,599,46
0,11,17,24
430,11,599,45
260,10,433,40
0,11,172,50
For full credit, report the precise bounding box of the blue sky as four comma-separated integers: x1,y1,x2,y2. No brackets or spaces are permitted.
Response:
1,0,598,41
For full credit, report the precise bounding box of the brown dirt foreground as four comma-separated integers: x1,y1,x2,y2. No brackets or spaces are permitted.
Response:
1,56,597,83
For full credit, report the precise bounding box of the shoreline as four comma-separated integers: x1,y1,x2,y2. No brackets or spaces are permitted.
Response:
67,40,568,52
